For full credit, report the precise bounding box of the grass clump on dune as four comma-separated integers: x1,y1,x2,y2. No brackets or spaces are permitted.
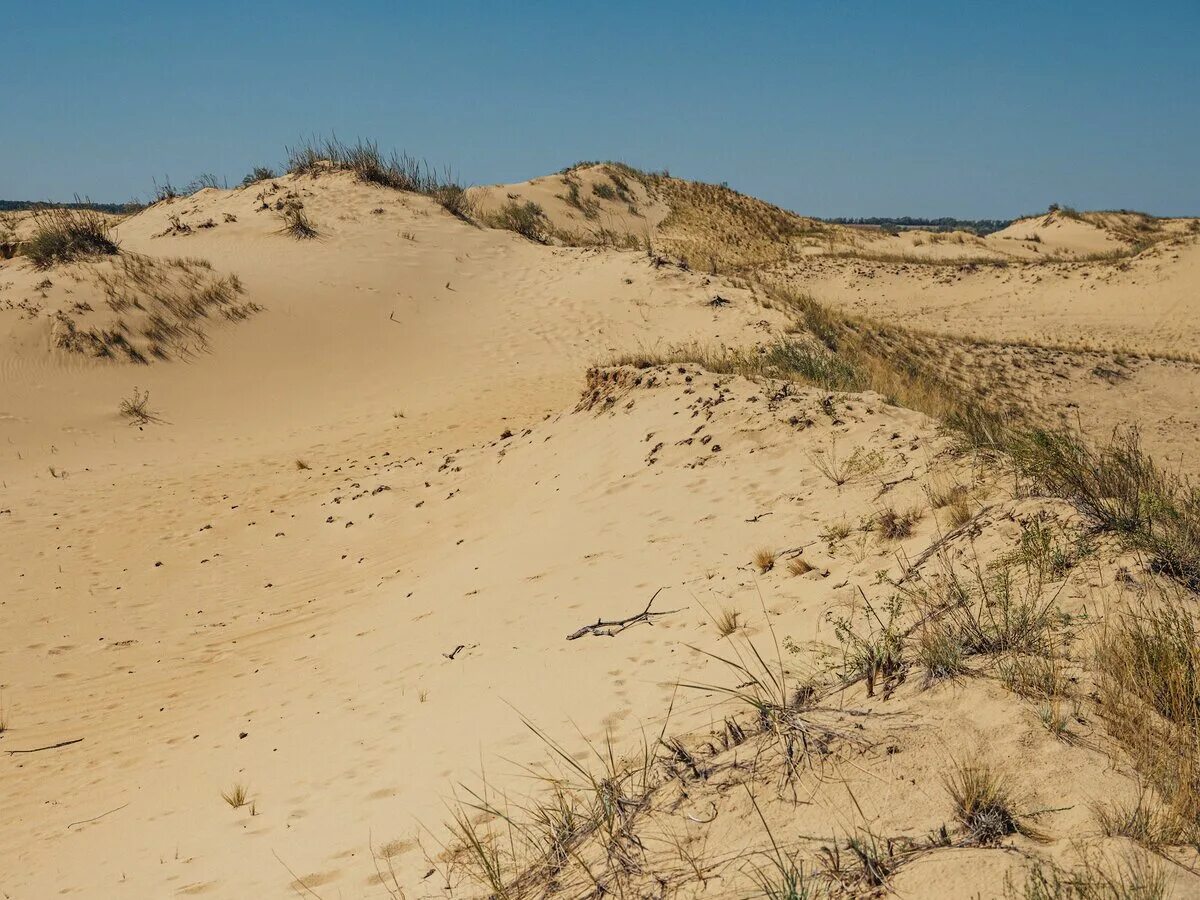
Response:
1096,590,1200,840
24,206,119,269
490,200,550,243
278,200,318,239
285,135,474,220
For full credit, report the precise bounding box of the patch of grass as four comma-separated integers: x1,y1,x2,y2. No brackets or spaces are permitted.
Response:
285,135,471,218
914,621,968,684
787,556,815,576
831,593,905,698
809,442,885,488
714,608,741,637
295,459,311,471
910,556,1066,659
221,783,249,809
151,176,180,202
59,254,256,362
278,201,318,239
1007,426,1200,587
186,173,222,192
1093,794,1191,849
1095,589,1200,832
610,339,861,392
875,505,923,540
944,758,1030,844
754,547,778,573
816,827,898,892
24,207,119,269
490,200,548,242
999,654,1069,700
1013,850,1170,900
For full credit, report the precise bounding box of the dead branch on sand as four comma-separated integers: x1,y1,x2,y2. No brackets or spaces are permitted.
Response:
566,587,684,640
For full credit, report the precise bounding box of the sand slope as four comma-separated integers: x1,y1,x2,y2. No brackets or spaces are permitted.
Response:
3,170,1198,899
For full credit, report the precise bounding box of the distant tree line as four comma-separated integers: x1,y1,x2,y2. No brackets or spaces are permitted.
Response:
0,199,143,214
821,216,1013,235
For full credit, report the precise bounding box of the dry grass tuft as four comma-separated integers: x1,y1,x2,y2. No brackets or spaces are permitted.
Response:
944,758,1027,844
875,505,923,540
278,201,318,239
221,783,249,809
753,547,778,573
787,556,815,576
914,621,968,684
714,608,741,637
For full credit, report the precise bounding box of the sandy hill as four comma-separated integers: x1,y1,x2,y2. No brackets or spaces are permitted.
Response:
2,156,1199,899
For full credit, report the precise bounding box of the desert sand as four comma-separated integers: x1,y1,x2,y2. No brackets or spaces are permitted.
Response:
2,160,1199,898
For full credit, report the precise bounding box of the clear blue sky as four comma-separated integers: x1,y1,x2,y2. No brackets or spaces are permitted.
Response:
4,1,1197,218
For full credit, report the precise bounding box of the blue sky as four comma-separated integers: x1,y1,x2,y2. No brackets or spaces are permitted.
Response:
3,1,1197,217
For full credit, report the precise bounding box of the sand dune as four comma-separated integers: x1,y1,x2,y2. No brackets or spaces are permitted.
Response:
3,163,1199,898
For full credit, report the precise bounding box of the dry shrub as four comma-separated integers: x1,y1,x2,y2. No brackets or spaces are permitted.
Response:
120,387,162,425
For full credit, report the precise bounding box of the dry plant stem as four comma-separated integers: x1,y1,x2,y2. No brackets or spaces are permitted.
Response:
565,588,684,639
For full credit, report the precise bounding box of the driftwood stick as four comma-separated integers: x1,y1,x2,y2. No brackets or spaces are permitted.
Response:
67,802,128,830
899,504,994,582
566,588,683,640
5,737,83,755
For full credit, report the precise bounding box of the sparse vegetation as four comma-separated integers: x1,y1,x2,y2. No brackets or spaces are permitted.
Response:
491,200,548,242
714,607,741,636
285,135,472,219
1013,850,1170,900
914,621,968,684
809,442,885,488
278,200,318,239
831,594,905,697
787,556,815,576
944,758,1027,843
875,505,922,540
24,206,119,269
242,166,276,186
119,387,162,425
54,254,256,362
221,783,249,809
754,547,778,572
1095,589,1200,835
